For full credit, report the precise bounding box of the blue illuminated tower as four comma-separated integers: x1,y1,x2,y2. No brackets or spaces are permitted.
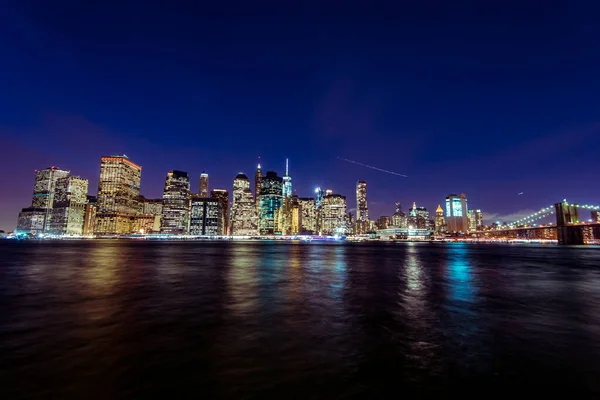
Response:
282,158,292,198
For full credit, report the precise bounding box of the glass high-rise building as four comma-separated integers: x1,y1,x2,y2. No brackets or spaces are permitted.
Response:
49,176,89,235
282,158,292,199
160,170,190,234
356,180,368,234
445,193,468,232
95,155,142,234
320,193,346,235
199,171,209,197
211,189,229,235
189,196,219,236
259,171,283,234
231,173,258,235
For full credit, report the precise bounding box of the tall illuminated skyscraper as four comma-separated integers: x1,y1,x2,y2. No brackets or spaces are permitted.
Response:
435,204,445,232
211,189,229,235
298,197,316,233
315,187,324,208
49,176,89,235
445,193,468,232
17,166,70,233
259,171,283,234
160,170,190,234
356,180,368,234
189,195,219,236
254,162,262,208
199,171,209,197
95,155,142,235
230,173,258,235
320,193,346,235
282,158,292,198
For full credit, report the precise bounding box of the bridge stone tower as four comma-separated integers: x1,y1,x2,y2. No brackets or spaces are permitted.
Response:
555,202,583,245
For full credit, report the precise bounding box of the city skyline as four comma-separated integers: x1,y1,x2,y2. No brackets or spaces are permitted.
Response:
4,153,598,233
2,2,600,231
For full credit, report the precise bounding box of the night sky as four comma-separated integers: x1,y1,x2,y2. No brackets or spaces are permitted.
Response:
1,1,600,231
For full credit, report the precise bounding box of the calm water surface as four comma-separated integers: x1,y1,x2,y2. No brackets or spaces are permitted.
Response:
1,241,600,398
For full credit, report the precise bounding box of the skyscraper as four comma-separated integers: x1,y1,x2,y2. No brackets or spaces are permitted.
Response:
211,189,229,235
356,180,368,234
282,158,292,198
435,204,445,232
290,196,301,234
82,196,97,235
230,173,258,235
160,170,190,234
259,171,283,234
320,193,346,235
199,171,209,197
189,196,219,236
142,198,163,232
446,193,469,232
391,203,408,228
315,187,324,208
298,197,316,233
254,162,262,209
95,155,142,235
474,209,483,230
16,166,70,233
49,176,89,235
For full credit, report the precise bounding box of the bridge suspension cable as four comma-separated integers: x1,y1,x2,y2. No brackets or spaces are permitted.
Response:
507,201,600,227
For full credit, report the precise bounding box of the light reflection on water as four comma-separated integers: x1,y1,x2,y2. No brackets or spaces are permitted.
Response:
2,241,600,398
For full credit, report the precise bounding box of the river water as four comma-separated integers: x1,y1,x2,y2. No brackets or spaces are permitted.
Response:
1,241,600,398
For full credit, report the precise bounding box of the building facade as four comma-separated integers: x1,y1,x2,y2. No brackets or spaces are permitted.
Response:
446,193,469,232
376,216,391,230
82,196,97,235
391,203,408,228
298,197,316,233
259,171,283,234
320,193,346,235
142,198,163,232
211,189,229,235
254,163,262,209
161,170,191,234
356,180,368,234
49,176,88,235
199,171,209,197
230,173,258,235
189,196,219,236
95,155,142,235
282,158,292,199
434,204,445,233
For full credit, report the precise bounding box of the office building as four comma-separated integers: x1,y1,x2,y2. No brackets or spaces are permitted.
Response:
446,193,469,232
211,189,229,235
282,158,292,199
142,198,163,232
16,208,47,233
377,216,391,230
356,180,368,234
83,196,97,235
320,193,346,235
474,209,483,230
189,196,219,236
259,171,283,234
95,155,142,235
468,210,476,231
199,171,209,197
435,204,445,233
49,176,88,235
230,173,258,235
31,166,71,231
391,203,408,228
298,197,316,233
290,196,301,234
415,206,429,229
315,187,324,208
254,162,262,208
160,170,191,234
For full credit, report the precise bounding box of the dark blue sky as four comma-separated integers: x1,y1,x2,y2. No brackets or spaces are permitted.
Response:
1,1,600,231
